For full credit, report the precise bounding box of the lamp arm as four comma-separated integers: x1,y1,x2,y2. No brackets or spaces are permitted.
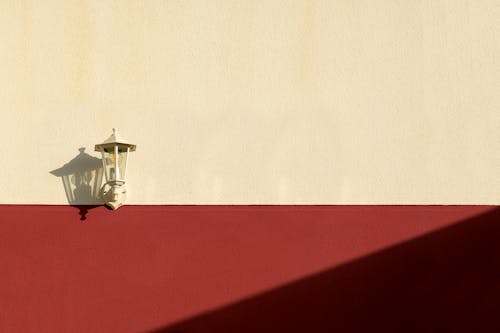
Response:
98,181,127,210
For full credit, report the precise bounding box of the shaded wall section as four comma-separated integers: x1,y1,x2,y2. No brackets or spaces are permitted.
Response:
0,205,498,332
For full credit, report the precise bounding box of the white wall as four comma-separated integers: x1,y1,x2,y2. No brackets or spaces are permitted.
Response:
1,1,498,204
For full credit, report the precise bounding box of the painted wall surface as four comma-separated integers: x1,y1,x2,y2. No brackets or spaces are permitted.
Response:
1,205,498,332
0,0,498,204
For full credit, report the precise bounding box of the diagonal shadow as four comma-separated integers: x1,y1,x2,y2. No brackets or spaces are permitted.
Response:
148,207,500,333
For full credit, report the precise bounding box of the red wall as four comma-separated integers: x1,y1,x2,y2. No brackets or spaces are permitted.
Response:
0,205,498,332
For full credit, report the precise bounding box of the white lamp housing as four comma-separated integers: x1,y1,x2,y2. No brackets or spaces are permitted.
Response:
95,129,136,210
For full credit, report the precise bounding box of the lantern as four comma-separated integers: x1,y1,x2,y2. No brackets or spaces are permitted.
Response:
95,128,136,210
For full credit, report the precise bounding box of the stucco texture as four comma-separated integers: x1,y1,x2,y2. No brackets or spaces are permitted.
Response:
0,0,498,204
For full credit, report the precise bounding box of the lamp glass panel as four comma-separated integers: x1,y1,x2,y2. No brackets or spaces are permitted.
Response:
102,147,117,182
117,147,128,180
101,146,128,182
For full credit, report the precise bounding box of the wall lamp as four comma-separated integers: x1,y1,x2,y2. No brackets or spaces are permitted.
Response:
95,129,136,210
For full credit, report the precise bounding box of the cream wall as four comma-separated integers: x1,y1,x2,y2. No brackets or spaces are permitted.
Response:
0,0,498,204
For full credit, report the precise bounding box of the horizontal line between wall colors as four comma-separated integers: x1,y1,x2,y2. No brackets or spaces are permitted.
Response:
0,204,496,212
2,198,499,205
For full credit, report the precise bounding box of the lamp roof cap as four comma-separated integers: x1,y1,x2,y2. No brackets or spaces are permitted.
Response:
95,128,136,152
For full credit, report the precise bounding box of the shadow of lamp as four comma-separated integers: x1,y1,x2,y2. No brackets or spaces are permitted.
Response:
95,128,136,210
50,148,104,206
